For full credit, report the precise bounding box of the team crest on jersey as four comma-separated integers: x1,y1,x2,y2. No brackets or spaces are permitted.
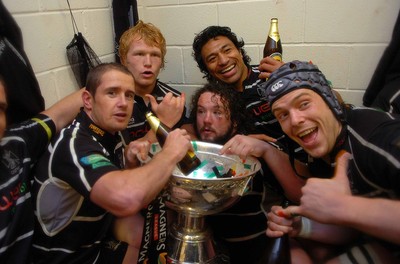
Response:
126,117,136,128
257,85,268,100
2,150,20,175
80,154,112,169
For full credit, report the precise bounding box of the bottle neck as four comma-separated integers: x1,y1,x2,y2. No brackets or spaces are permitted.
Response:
269,20,280,42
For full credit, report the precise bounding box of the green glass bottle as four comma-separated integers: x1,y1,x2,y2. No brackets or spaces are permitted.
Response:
257,199,291,264
263,18,283,61
145,111,201,175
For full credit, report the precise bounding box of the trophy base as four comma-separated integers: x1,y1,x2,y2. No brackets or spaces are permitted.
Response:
168,214,225,264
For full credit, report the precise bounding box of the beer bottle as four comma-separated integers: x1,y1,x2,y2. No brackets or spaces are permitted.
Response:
145,111,201,175
257,199,291,264
263,18,282,61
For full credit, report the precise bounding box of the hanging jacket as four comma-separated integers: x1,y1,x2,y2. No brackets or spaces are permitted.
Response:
363,10,400,113
0,0,45,125
112,0,138,62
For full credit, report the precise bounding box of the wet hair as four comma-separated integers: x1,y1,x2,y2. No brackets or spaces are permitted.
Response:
118,20,166,68
192,26,251,82
189,82,253,137
261,60,344,121
85,63,133,96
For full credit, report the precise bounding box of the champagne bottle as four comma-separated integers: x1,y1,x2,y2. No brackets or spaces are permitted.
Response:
145,111,201,175
257,199,291,264
263,18,282,61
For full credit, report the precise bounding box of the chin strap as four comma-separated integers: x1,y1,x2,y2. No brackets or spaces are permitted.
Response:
287,140,310,180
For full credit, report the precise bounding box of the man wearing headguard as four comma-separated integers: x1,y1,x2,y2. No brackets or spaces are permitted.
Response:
221,60,400,263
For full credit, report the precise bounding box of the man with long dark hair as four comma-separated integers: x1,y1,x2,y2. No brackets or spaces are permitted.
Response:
189,83,285,264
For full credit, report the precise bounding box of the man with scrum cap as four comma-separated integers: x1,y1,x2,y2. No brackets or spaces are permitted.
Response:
221,60,400,263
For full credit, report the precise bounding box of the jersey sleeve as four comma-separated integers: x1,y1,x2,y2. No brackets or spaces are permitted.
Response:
6,113,56,162
50,131,120,198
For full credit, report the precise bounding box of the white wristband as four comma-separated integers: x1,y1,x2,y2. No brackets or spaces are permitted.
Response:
297,217,312,238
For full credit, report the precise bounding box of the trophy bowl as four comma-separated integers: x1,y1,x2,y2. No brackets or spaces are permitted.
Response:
166,141,260,215
148,141,261,263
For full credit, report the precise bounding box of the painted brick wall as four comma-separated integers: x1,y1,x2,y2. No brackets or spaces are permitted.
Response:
4,0,400,108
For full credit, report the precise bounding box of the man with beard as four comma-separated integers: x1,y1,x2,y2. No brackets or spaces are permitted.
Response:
191,25,304,205
190,83,249,144
188,83,285,264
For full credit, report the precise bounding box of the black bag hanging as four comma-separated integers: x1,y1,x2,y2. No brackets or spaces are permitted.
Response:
66,0,101,88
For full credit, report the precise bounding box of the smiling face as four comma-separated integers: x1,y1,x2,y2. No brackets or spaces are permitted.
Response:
196,91,234,144
271,89,342,159
122,37,162,96
84,69,135,134
201,36,248,91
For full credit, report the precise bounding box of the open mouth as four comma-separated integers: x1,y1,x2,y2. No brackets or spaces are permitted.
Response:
201,127,214,134
115,113,128,120
298,127,317,144
142,71,153,77
220,64,235,74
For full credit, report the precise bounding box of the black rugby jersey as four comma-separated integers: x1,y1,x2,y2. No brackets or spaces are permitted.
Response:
243,66,307,162
206,159,283,263
32,110,123,263
0,114,55,264
122,80,189,143
207,167,270,241
242,66,284,139
343,107,400,197
307,107,400,257
310,107,400,197
203,67,283,242
205,66,285,242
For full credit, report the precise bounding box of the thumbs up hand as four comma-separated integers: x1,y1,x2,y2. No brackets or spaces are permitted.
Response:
146,92,186,128
290,151,353,225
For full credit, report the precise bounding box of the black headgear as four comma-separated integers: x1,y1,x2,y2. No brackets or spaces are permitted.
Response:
260,60,344,121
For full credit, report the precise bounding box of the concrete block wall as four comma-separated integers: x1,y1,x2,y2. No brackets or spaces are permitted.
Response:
3,0,116,107
4,0,400,108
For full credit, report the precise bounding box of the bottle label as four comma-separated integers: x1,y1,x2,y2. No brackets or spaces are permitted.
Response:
187,150,197,159
270,32,280,42
269,52,282,61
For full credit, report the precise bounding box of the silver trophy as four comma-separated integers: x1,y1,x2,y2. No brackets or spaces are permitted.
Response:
147,141,261,264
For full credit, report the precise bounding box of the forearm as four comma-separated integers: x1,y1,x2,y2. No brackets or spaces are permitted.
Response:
42,89,83,132
334,196,400,245
91,150,180,217
298,217,360,245
262,144,305,203
135,150,179,201
141,130,157,143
